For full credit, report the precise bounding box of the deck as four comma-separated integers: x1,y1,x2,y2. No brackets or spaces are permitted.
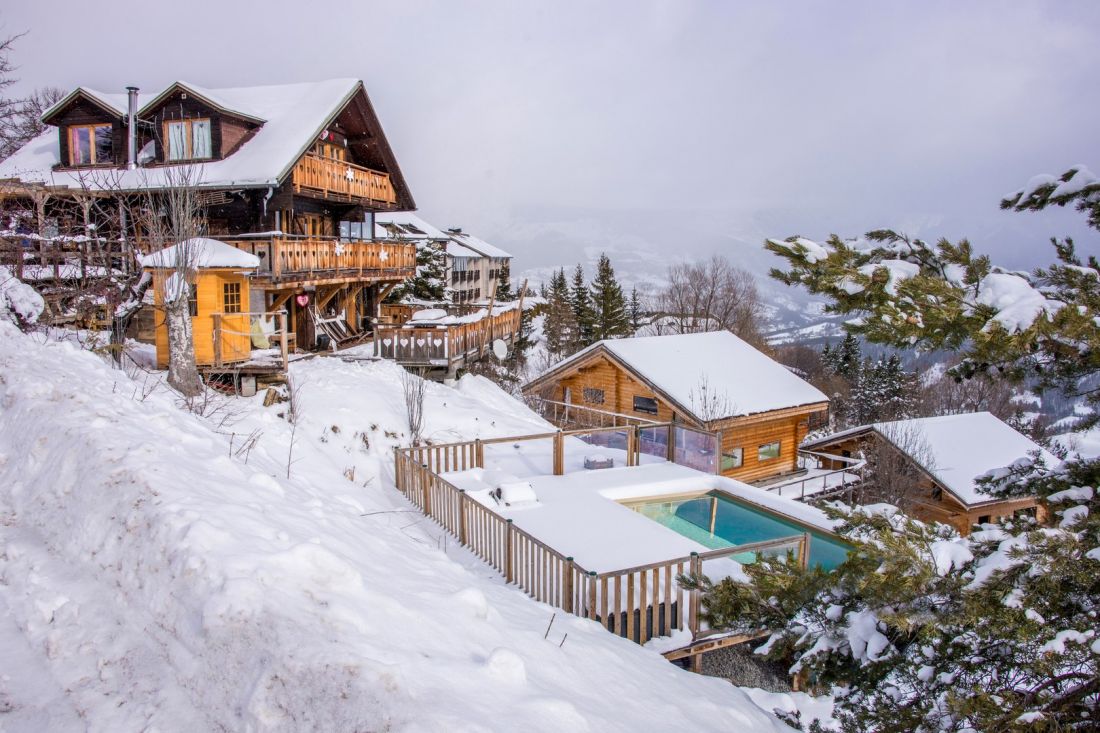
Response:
374,304,523,373
392,423,830,658
222,235,416,286
291,154,398,205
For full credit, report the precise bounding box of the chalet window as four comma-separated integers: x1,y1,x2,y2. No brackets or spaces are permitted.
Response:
166,119,212,161
721,448,743,471
188,284,198,317
582,387,605,405
223,282,241,313
931,486,943,501
633,396,659,415
758,441,780,461
69,124,112,165
340,220,367,241
977,515,991,525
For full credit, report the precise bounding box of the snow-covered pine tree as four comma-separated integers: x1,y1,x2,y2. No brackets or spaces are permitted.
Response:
390,241,447,302
495,259,514,302
685,164,1100,732
589,253,631,340
544,268,579,359
569,263,595,347
629,286,642,332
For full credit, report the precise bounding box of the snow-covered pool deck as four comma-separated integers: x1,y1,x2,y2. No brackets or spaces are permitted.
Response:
443,461,838,575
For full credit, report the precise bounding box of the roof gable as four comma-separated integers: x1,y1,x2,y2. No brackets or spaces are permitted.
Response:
41,88,128,125
526,331,828,423
138,81,267,125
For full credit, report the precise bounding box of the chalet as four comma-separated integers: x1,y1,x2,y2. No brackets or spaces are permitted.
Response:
802,412,1054,535
374,212,512,304
522,331,830,483
0,78,418,369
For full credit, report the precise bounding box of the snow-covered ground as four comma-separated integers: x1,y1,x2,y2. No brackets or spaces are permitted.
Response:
0,321,814,731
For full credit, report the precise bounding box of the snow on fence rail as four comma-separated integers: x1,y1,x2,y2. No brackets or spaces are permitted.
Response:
393,430,810,647
374,305,522,368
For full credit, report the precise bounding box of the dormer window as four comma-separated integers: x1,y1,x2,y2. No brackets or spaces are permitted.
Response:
166,118,212,161
69,124,112,166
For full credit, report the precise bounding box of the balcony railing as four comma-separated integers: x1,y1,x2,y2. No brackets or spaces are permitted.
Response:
291,154,397,204
224,235,416,282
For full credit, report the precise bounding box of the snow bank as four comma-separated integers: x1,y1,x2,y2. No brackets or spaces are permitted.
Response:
0,269,45,326
0,323,791,731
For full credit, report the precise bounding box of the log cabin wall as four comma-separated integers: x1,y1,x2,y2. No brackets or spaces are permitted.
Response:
711,409,819,484
144,93,259,164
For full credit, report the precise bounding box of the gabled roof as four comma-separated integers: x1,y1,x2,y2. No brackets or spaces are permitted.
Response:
803,412,1058,506
374,213,512,259
140,237,260,269
138,81,267,125
447,230,512,258
1,79,413,207
40,87,129,124
525,331,828,423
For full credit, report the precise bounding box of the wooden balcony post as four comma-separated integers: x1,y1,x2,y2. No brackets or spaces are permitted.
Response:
458,490,468,544
475,438,484,468
586,571,598,620
688,551,701,638
553,430,564,475
504,519,514,583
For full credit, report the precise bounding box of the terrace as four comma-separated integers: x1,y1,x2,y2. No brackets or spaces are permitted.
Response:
393,422,850,666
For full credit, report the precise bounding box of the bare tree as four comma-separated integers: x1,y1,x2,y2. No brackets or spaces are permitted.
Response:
401,367,427,445
857,422,937,512
688,373,736,422
135,165,207,396
655,255,765,347
0,85,63,157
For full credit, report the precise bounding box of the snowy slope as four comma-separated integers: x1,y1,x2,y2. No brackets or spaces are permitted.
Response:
0,322,793,731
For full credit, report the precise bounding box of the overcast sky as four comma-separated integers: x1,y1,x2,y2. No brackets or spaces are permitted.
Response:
5,1,1099,280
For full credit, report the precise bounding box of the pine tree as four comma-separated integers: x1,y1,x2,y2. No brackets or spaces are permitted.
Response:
628,285,642,333
495,259,514,301
569,263,595,347
391,241,447,302
589,253,632,340
544,268,579,358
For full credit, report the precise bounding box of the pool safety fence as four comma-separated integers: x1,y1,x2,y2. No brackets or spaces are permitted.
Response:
393,435,810,647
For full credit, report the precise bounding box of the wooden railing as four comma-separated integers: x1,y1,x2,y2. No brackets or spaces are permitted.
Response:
393,436,812,647
291,154,397,204
526,396,661,430
223,236,416,282
763,450,866,501
375,306,523,368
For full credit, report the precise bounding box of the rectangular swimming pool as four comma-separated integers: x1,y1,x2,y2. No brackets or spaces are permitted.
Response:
628,490,850,570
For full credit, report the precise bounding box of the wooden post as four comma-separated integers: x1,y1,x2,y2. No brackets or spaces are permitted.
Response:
458,490,468,544
587,571,598,620
800,532,811,569
667,423,677,463
504,519,514,583
688,552,701,639
626,426,636,467
475,438,484,468
212,314,223,366
714,430,723,475
423,474,432,517
393,447,403,492
279,310,289,369
563,557,575,614
553,430,564,476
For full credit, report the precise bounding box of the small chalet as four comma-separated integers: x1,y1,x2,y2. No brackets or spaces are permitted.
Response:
374,212,512,304
0,78,418,370
802,412,1055,535
523,331,830,483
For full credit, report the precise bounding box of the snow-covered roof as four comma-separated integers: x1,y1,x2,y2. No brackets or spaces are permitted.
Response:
448,230,511,258
140,238,260,269
374,213,512,259
373,212,450,241
0,79,369,192
41,87,129,120
805,412,1058,506
530,331,828,422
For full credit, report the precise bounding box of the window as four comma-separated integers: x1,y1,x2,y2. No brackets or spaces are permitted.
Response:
340,220,367,241
721,448,743,472
69,124,113,165
977,515,991,525
758,441,780,461
223,282,241,313
633,396,659,415
582,387,605,405
188,284,198,317
931,486,943,501
166,118,212,161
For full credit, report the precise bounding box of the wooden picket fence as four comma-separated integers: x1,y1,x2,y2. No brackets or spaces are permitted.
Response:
393,437,811,646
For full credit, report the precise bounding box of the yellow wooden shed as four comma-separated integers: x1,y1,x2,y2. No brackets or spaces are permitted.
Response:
142,238,261,369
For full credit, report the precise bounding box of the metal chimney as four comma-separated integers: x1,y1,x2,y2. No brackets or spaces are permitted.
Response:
126,86,139,168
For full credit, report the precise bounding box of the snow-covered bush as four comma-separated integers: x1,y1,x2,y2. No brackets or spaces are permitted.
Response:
0,269,44,330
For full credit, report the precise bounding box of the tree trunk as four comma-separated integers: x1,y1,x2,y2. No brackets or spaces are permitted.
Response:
165,296,203,396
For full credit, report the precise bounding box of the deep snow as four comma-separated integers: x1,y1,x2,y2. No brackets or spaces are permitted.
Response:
0,322,802,731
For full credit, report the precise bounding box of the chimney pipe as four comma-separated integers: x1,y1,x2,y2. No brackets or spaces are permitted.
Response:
126,86,139,169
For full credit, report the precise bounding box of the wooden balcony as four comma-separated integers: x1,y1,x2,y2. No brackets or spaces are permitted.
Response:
225,235,415,286
291,154,397,204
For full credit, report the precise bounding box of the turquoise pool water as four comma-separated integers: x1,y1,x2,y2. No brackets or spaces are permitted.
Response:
632,491,850,571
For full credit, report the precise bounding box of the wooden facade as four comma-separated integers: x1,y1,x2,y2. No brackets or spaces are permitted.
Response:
149,267,254,369
524,348,828,484
805,430,1045,536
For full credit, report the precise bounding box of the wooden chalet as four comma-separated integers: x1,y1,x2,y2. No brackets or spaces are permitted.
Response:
0,79,418,370
802,412,1053,535
522,331,830,484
